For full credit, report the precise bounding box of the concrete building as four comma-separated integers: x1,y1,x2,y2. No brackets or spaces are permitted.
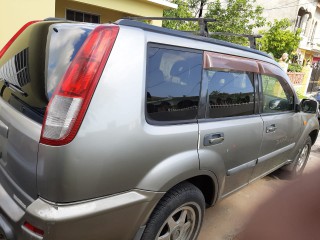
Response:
255,0,320,93
255,0,320,63
0,0,177,49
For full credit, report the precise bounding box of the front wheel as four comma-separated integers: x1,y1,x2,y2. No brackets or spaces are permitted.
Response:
293,136,312,175
141,182,205,240
283,136,312,178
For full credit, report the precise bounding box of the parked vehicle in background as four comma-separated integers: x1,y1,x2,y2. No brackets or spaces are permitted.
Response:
0,19,318,240
311,91,320,102
310,92,320,120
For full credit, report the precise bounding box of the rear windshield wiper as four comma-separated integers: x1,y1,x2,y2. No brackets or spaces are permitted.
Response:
2,80,28,97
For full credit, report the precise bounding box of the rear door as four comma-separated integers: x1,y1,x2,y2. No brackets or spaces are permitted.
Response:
250,63,301,180
198,52,263,197
0,21,94,205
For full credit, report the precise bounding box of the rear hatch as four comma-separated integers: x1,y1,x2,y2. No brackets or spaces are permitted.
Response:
0,21,95,206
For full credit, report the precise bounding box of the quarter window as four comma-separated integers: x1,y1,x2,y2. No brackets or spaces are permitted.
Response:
261,75,294,113
205,70,255,118
146,46,202,122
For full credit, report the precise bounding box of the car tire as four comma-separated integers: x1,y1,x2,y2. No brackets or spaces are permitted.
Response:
141,182,205,240
283,136,312,178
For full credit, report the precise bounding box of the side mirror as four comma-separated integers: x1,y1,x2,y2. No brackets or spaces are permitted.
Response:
300,99,318,114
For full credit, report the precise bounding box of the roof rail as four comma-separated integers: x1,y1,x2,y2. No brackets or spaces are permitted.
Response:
43,17,67,21
124,17,215,37
124,17,261,49
209,32,262,49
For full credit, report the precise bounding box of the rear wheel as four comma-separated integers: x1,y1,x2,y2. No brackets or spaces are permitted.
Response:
141,182,205,240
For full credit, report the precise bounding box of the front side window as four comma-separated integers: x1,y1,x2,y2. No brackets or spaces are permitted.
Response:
205,70,255,118
262,75,294,113
146,46,202,122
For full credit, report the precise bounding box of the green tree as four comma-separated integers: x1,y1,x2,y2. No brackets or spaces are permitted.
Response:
205,0,265,45
188,0,209,17
163,0,197,31
258,18,301,59
163,0,265,46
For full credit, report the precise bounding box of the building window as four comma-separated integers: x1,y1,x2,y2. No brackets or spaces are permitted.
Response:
66,9,100,23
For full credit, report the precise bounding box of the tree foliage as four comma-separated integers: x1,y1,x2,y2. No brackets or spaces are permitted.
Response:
205,0,266,45
258,18,302,59
163,0,198,31
163,0,266,46
188,0,209,17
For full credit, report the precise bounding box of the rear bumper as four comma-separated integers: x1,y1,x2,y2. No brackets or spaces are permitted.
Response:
0,184,163,240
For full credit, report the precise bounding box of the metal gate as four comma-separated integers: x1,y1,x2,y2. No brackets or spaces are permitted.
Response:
307,62,320,93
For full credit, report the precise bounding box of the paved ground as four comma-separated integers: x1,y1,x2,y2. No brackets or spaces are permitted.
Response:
198,137,320,240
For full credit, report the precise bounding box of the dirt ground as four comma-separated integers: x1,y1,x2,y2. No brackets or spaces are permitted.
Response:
198,137,320,240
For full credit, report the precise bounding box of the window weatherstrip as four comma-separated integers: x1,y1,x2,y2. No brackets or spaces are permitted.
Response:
258,61,288,80
203,51,259,73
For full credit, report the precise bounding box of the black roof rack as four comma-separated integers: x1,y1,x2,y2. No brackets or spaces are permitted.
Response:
116,19,270,59
125,17,215,37
209,32,262,49
124,17,262,50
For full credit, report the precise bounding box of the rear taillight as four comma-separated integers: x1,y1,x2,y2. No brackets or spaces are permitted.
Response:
23,222,44,236
40,25,119,146
0,21,39,59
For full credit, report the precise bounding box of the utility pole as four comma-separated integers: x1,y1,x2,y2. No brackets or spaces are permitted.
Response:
198,0,205,18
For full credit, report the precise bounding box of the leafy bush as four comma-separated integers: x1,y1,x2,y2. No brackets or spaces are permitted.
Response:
296,90,307,100
288,63,303,72
258,19,301,59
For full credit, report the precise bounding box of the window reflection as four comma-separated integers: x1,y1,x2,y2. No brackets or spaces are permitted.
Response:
262,75,294,113
146,47,202,122
206,70,255,118
46,24,94,99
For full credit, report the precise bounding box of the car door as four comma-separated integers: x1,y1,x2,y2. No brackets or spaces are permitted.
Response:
250,62,302,181
198,52,264,197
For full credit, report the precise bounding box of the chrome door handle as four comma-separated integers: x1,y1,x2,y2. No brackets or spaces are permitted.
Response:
0,120,8,138
204,133,224,146
266,124,277,133
209,137,225,144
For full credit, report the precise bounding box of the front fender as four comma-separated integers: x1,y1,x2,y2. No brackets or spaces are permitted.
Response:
286,113,319,168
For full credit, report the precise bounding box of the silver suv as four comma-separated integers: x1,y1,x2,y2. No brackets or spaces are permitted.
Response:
0,19,318,240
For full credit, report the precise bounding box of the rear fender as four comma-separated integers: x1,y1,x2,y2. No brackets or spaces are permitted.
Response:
136,151,218,195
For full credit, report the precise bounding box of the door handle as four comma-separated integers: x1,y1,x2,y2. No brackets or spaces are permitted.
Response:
204,133,224,146
0,120,8,138
266,124,277,133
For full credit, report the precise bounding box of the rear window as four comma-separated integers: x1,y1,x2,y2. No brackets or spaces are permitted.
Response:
0,22,95,123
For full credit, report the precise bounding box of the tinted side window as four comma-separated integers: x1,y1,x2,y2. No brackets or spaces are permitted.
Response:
205,70,255,118
146,46,202,122
262,75,294,113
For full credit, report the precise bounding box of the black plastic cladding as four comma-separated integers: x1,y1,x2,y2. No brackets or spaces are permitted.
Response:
115,19,272,59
